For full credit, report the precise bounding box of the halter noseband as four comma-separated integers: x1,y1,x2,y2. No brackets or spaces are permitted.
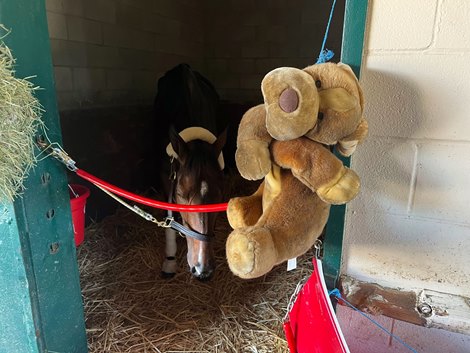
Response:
166,217,213,242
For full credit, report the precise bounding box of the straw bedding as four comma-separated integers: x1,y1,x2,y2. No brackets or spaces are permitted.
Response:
78,175,316,353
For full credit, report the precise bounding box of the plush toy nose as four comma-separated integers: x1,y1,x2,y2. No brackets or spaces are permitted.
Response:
262,67,320,141
279,88,298,113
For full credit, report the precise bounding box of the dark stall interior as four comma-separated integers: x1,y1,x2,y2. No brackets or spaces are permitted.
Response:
48,0,345,221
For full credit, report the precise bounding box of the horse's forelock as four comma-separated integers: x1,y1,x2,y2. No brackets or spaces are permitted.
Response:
181,140,221,182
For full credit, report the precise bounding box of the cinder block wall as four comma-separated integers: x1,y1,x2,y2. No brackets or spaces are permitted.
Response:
203,0,345,103
47,0,345,110
344,0,470,298
46,0,204,111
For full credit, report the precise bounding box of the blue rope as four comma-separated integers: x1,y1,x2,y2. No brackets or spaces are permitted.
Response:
329,289,419,353
316,0,337,64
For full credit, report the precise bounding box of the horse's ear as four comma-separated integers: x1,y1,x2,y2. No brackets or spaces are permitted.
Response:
212,127,228,157
169,126,188,163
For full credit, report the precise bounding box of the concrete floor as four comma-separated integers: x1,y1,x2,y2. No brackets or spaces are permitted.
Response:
336,306,470,353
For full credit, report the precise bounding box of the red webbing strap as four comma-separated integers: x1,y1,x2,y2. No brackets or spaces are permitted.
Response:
75,168,228,213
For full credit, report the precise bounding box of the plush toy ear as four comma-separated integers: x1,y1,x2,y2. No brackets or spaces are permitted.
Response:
337,118,368,157
261,67,320,141
337,63,365,112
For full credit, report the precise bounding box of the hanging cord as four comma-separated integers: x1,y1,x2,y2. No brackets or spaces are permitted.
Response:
316,0,337,64
68,184,79,198
329,289,419,353
94,183,163,225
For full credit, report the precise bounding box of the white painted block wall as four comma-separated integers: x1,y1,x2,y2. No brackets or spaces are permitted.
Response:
343,0,470,298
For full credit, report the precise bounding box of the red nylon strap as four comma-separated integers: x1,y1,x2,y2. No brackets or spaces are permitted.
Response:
76,168,228,213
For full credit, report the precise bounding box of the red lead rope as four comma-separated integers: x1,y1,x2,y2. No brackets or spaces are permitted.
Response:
76,168,228,213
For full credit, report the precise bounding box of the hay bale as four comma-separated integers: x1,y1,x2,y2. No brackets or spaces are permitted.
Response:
0,26,43,202
78,177,315,353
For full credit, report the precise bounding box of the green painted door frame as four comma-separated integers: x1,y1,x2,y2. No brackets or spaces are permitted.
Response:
0,1,87,352
323,0,369,289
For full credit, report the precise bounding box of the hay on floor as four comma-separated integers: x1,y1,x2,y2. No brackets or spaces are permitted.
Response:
78,178,316,353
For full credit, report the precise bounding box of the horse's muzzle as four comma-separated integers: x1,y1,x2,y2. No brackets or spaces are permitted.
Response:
191,263,215,281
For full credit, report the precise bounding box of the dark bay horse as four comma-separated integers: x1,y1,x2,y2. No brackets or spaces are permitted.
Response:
153,64,226,280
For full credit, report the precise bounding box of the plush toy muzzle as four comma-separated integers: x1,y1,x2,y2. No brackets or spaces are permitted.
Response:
262,67,320,141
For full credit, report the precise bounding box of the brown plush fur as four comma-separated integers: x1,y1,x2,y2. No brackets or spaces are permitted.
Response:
272,138,360,204
227,168,330,279
226,62,368,279
234,105,272,181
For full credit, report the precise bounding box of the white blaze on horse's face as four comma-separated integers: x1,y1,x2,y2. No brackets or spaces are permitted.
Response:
178,176,219,281
186,234,215,280
170,128,227,280
200,181,208,198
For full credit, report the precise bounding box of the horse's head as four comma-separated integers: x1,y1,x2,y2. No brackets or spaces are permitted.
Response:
169,128,227,280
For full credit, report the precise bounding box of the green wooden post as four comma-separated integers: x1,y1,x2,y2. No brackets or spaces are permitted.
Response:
323,0,369,289
0,1,88,352
0,205,39,353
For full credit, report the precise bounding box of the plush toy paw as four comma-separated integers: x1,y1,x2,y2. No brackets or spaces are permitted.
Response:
227,193,263,229
226,227,278,279
337,139,359,157
235,141,271,180
316,167,360,204
337,118,369,157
